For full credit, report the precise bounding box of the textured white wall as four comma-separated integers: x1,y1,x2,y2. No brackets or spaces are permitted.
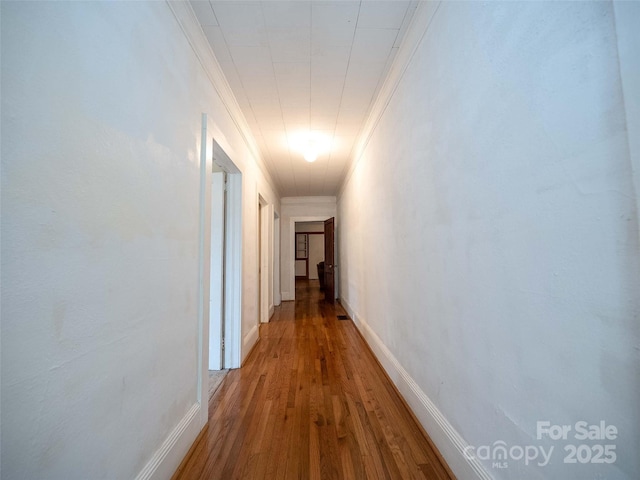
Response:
295,259,308,277
296,221,325,233
308,235,325,280
280,197,336,300
338,2,639,479
1,2,278,479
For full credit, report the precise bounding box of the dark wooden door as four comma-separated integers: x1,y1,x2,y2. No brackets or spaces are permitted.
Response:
324,217,335,303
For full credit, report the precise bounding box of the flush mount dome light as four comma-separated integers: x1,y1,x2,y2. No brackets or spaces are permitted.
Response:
289,131,331,163
304,149,318,163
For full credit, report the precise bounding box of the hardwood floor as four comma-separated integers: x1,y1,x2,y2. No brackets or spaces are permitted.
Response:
172,280,454,480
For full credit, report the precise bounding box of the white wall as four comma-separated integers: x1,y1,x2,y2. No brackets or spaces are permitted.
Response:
338,2,639,479
280,197,336,301
307,235,325,281
0,2,279,479
296,221,325,233
295,259,308,277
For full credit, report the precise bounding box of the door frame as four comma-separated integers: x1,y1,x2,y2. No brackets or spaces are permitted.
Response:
273,213,281,306
323,217,335,303
213,143,242,371
258,195,273,323
288,216,335,301
197,114,243,425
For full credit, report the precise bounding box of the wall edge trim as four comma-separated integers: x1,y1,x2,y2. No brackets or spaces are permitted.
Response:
340,297,493,480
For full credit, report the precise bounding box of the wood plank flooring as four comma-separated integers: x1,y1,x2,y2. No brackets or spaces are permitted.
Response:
172,280,454,480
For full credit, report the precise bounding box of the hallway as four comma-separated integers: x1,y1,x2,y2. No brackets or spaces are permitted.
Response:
172,280,453,480
3,2,639,478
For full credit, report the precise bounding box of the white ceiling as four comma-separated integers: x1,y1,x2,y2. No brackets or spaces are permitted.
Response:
190,0,417,196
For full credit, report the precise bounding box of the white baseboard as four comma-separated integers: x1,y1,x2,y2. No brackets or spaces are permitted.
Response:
339,298,492,480
281,291,293,301
134,402,203,480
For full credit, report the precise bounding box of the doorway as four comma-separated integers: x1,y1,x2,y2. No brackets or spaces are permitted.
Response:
294,222,325,281
210,140,242,372
288,216,336,302
198,115,243,420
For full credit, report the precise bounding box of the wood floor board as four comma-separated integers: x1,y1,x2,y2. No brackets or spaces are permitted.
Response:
172,279,454,480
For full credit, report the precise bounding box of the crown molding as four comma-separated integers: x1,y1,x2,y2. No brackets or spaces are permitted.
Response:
337,1,441,199
166,0,282,198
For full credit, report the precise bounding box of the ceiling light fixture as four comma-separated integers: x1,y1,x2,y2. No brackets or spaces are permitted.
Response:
303,137,320,163
304,149,318,163
288,131,331,163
